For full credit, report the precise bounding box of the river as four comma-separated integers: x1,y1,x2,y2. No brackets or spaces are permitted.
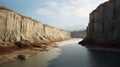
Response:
1,39,120,67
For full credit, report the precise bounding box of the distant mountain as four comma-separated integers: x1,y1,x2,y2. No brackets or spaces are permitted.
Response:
71,30,86,38
64,25,87,31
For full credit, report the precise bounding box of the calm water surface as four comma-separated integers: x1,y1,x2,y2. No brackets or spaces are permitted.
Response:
1,40,120,67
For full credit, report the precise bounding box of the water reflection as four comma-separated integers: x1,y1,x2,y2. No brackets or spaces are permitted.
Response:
48,42,120,67
88,49,120,67
47,42,92,67
1,40,120,67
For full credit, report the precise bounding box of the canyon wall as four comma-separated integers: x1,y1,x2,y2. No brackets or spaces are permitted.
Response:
0,6,71,47
79,0,120,47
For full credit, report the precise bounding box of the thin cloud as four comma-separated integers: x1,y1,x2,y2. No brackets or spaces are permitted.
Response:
35,0,108,30
36,0,108,17
36,9,53,15
45,1,58,7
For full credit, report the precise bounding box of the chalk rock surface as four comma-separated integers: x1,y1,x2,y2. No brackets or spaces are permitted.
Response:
0,6,71,47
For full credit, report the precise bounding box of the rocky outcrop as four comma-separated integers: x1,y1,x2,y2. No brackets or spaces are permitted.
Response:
79,0,120,48
0,6,71,47
17,55,26,60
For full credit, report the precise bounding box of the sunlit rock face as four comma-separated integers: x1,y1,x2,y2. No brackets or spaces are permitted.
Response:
0,6,71,47
79,0,120,47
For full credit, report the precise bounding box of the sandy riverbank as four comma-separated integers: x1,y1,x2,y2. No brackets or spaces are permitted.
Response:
0,38,81,64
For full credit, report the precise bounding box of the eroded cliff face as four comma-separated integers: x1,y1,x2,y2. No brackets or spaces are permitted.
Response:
0,6,71,47
80,0,120,47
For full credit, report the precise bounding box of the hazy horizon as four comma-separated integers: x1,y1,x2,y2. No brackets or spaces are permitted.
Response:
0,0,108,31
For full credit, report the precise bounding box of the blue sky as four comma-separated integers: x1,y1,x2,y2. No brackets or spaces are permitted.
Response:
0,0,108,31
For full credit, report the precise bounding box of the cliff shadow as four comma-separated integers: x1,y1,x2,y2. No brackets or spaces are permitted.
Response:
88,49,120,67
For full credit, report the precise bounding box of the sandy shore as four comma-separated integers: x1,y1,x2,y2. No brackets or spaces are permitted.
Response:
0,46,49,64
0,38,81,64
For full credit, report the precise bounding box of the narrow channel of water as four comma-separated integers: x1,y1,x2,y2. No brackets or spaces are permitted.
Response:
1,39,120,67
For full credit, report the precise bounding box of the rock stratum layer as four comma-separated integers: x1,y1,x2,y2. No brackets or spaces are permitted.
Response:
0,6,70,47
79,0,120,47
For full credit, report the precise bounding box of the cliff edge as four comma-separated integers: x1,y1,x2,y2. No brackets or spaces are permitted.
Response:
79,0,120,48
0,6,71,48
